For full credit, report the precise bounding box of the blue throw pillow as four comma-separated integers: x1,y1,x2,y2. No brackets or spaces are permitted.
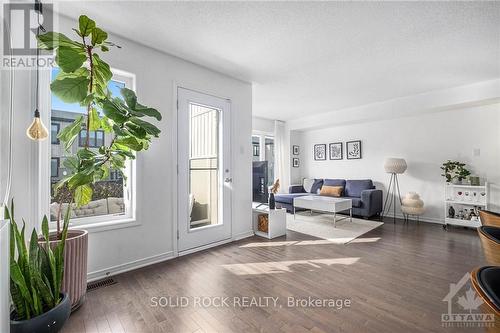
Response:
310,179,324,194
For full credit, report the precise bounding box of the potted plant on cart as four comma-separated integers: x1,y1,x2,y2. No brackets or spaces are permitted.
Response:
440,160,471,184
37,15,162,309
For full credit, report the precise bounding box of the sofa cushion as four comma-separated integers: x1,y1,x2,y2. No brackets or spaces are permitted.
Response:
345,179,374,197
320,185,343,197
275,193,312,205
310,179,324,194
323,179,346,188
303,178,315,193
345,196,363,208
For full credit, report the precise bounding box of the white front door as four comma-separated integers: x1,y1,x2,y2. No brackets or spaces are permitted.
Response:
177,88,232,253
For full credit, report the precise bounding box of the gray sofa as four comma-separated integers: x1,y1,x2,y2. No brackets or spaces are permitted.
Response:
275,179,382,218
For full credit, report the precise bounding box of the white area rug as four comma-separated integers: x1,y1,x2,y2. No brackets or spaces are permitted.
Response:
286,212,383,244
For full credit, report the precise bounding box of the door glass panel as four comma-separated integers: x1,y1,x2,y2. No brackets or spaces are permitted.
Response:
189,103,220,229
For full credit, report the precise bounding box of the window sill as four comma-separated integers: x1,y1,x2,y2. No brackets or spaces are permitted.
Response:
50,217,140,234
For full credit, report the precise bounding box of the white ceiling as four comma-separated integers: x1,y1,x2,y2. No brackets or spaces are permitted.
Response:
56,1,500,121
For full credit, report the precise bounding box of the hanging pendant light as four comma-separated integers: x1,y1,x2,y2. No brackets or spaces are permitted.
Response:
26,0,48,141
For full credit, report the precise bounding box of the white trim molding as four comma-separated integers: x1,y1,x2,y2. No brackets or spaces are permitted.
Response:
87,251,175,282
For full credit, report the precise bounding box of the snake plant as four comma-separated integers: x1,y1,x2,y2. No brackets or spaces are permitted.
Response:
6,200,70,320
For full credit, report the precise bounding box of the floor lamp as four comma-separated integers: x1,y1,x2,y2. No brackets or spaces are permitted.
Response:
382,158,407,223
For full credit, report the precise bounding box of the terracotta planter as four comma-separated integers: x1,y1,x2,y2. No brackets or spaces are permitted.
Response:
40,230,88,311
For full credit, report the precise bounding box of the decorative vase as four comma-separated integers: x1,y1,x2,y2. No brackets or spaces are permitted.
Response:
448,206,455,218
269,193,276,210
10,293,71,333
41,230,88,310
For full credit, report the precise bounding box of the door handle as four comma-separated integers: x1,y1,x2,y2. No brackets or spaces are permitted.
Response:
224,177,233,183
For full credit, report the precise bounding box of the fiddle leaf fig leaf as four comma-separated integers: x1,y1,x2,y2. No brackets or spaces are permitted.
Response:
67,172,93,190
120,88,137,109
89,108,101,131
91,27,107,45
54,67,89,81
78,15,95,37
37,32,83,50
130,118,161,137
56,47,87,73
50,76,89,104
74,184,92,207
134,103,162,121
101,99,128,123
57,116,83,151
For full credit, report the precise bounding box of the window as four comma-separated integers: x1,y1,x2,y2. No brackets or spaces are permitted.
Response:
252,135,260,160
51,123,60,144
50,158,59,178
49,68,134,225
265,137,275,185
79,129,105,148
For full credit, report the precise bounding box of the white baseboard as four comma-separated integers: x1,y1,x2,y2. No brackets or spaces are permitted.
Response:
383,213,444,224
233,230,255,241
87,251,175,282
87,231,255,282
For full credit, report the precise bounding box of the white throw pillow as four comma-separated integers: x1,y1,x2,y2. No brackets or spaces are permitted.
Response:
303,178,315,193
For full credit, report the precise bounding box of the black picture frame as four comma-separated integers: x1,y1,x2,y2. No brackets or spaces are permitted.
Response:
329,142,343,160
292,158,299,168
346,140,362,159
313,144,327,160
292,145,299,155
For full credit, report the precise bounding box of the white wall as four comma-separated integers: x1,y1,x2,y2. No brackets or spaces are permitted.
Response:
2,11,253,280
295,104,500,223
252,116,275,134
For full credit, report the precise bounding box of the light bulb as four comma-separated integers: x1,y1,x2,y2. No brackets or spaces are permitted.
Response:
26,115,48,141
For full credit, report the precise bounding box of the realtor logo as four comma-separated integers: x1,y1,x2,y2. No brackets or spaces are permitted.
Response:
441,273,495,328
3,2,53,55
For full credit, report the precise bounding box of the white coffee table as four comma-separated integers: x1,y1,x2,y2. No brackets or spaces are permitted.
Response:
293,195,352,227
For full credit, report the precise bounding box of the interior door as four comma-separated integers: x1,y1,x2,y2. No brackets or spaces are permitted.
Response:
177,88,232,253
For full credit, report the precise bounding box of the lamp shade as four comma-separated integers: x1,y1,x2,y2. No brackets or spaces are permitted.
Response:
384,158,407,174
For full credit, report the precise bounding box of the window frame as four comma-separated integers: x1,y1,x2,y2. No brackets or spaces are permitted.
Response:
50,157,59,178
43,68,138,232
78,129,105,148
50,123,60,144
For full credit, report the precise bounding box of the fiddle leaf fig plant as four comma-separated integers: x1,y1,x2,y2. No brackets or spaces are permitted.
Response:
38,15,161,236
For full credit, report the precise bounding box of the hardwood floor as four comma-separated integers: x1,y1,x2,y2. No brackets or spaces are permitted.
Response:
63,218,490,333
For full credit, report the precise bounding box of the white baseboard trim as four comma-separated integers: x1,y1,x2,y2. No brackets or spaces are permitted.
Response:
87,251,175,282
178,238,234,256
233,230,255,241
383,213,444,224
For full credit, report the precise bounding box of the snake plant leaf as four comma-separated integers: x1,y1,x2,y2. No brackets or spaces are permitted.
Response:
10,262,33,307
41,215,50,243
51,76,90,104
79,15,96,37
10,281,27,320
37,32,83,50
91,27,108,45
57,116,84,151
75,184,93,207
56,46,87,73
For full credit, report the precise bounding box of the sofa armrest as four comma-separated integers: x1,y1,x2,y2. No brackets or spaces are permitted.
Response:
361,189,383,215
289,184,306,194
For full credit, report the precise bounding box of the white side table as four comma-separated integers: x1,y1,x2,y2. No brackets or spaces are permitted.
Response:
252,203,287,239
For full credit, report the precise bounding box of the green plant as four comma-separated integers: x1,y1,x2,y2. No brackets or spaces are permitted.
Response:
37,15,161,236
440,160,471,183
6,200,70,320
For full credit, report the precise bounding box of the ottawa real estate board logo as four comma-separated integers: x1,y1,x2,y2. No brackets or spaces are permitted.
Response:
2,2,54,68
441,272,495,328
